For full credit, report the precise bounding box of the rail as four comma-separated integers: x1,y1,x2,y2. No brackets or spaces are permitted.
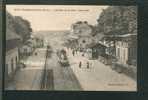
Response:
40,46,49,89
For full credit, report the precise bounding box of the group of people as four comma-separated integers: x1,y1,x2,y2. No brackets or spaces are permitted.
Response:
71,49,92,69
79,61,91,69
72,49,86,57
72,49,78,56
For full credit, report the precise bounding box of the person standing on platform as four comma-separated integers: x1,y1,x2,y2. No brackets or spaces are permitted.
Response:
79,61,82,68
72,50,75,56
87,61,89,69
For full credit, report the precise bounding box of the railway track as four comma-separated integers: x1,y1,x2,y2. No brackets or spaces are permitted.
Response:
40,46,54,90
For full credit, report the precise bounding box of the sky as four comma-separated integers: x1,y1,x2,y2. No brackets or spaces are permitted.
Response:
6,5,108,31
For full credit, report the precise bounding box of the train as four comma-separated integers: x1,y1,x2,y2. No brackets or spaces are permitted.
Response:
57,49,69,67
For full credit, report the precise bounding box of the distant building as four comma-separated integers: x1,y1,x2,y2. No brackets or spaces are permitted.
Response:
95,34,137,67
19,45,34,57
98,36,116,58
71,21,92,36
30,34,44,48
108,34,137,79
5,30,21,83
95,36,116,65
71,21,94,50
35,37,44,48
87,43,105,59
19,37,36,58
115,34,137,66
78,36,92,51
66,34,79,49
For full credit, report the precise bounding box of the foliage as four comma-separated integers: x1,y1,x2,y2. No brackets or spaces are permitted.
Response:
96,6,137,35
14,16,32,42
6,11,32,42
72,21,95,37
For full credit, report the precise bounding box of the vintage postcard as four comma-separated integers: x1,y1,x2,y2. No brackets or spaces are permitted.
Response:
5,5,137,91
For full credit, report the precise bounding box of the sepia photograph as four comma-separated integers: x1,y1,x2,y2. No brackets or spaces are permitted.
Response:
5,5,137,91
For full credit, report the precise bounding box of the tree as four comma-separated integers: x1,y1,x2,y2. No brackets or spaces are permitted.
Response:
6,11,32,43
96,6,137,35
13,16,32,42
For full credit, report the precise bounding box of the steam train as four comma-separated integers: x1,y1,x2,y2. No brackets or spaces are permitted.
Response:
57,49,69,67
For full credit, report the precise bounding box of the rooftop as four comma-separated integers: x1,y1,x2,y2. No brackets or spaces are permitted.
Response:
115,34,137,38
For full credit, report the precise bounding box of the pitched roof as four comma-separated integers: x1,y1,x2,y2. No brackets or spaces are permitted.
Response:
115,33,137,38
